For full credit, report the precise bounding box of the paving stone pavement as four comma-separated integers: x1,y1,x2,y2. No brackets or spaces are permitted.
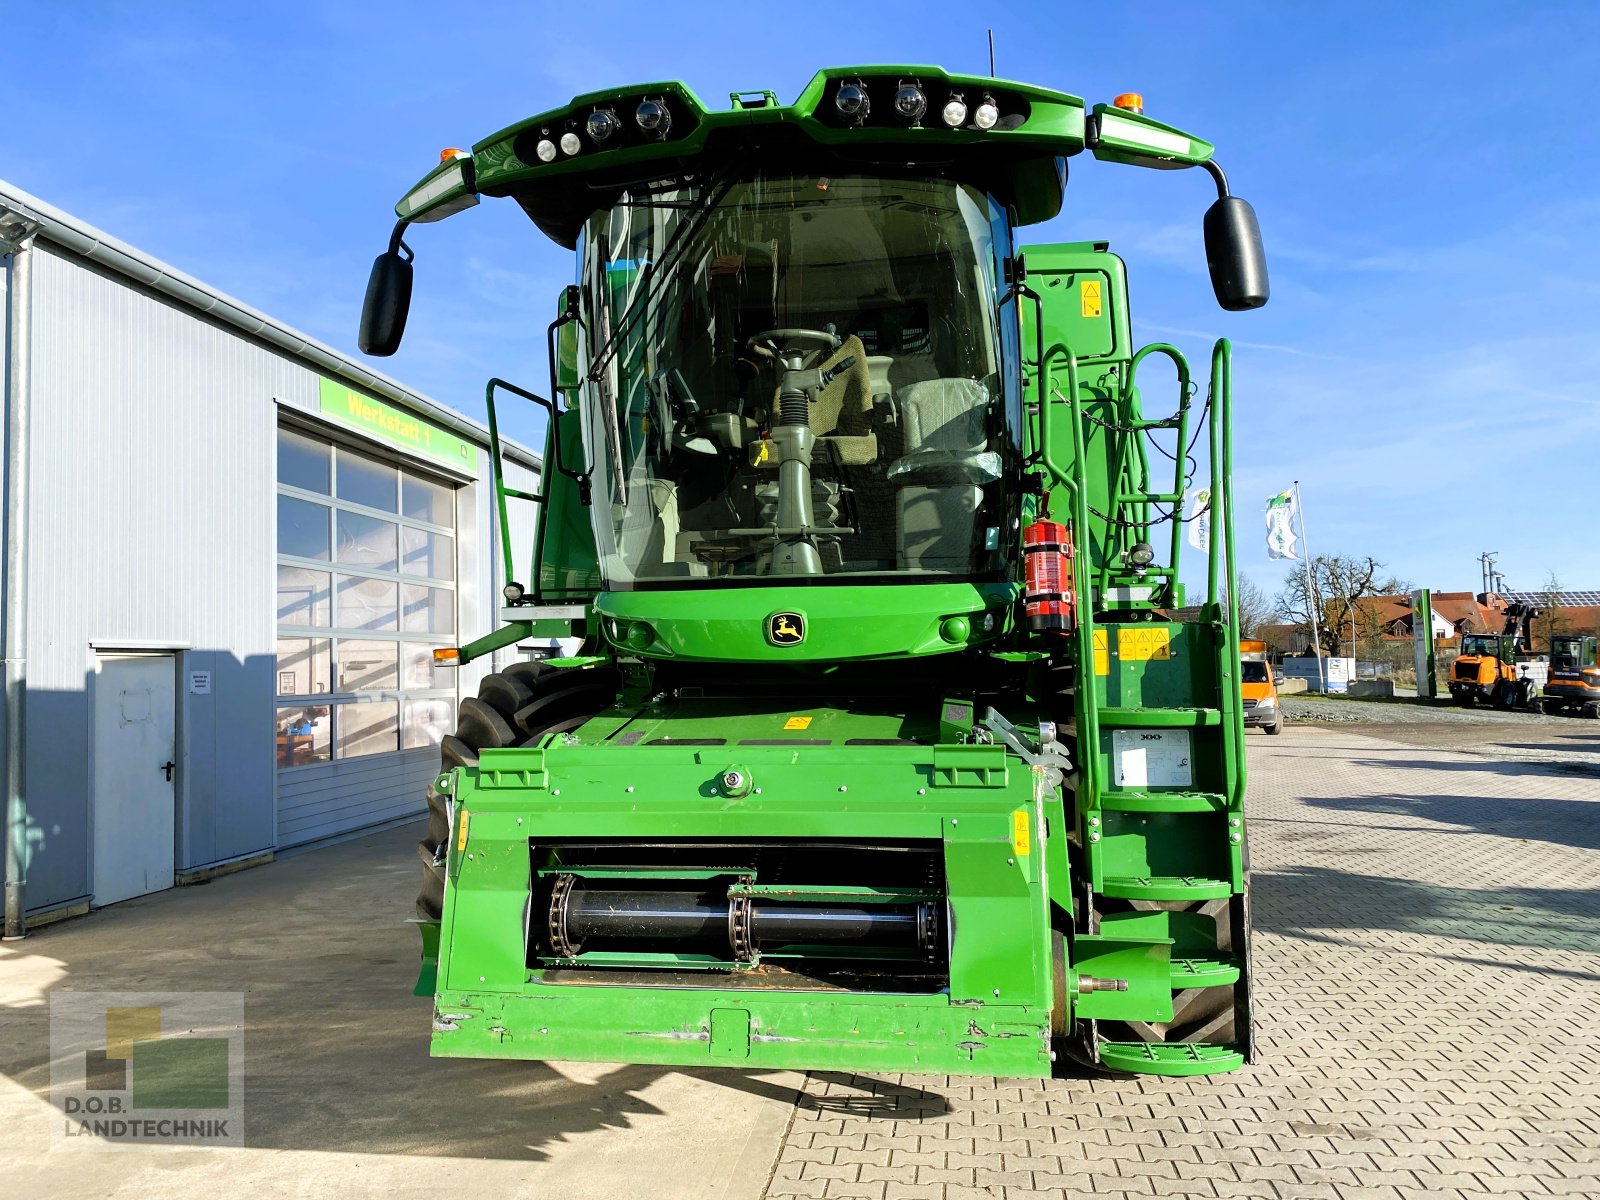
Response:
762,724,1600,1200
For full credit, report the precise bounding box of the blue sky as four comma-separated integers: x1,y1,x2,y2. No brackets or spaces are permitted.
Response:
5,2,1599,601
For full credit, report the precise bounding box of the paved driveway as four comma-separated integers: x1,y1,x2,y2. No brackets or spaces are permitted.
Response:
3,725,1596,1199
0,827,798,1200
765,726,1600,1200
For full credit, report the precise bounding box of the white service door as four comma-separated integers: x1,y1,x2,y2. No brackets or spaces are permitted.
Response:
92,654,177,905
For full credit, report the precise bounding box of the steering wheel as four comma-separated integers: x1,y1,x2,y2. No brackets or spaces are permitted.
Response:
745,327,841,366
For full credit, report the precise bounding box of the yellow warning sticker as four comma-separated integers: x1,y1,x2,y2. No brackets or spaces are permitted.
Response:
455,809,470,853
1093,629,1109,675
1117,627,1172,661
1012,809,1031,857
784,716,813,730
1081,279,1103,318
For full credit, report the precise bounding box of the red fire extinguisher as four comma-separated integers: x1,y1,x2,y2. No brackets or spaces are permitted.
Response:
1023,519,1075,634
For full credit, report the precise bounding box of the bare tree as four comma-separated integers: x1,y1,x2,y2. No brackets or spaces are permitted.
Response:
1274,553,1384,658
1232,574,1276,639
1537,570,1570,648
1379,572,1416,595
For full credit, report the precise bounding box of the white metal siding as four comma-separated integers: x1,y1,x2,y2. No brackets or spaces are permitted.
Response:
276,748,437,846
8,201,538,911
26,245,279,904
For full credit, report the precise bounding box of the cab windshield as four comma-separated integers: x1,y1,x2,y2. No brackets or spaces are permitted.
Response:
1551,636,1584,669
1460,634,1501,658
578,171,1017,586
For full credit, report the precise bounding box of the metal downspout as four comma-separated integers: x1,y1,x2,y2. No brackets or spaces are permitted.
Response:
2,214,36,939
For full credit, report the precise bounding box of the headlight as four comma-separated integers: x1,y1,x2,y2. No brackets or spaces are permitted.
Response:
835,80,869,119
502,582,525,604
1255,697,1277,710
535,138,557,163
635,99,670,134
941,94,967,127
1125,542,1156,567
586,110,619,143
894,84,927,121
974,96,1000,130
559,131,582,156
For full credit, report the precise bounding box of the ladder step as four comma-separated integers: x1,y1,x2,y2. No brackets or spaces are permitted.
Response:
1098,1041,1244,1077
1098,707,1222,728
1170,954,1242,988
1102,875,1233,901
1101,790,1227,813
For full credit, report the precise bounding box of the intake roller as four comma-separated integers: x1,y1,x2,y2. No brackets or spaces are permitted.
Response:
546,875,941,963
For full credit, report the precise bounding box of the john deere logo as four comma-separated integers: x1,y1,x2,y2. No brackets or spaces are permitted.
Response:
767,612,805,646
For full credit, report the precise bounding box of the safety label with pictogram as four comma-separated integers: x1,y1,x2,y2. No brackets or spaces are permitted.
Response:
1116,627,1172,661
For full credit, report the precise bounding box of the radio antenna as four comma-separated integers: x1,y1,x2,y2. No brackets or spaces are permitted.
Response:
988,29,996,76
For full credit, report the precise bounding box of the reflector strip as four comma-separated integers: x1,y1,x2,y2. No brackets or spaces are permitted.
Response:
1098,112,1192,157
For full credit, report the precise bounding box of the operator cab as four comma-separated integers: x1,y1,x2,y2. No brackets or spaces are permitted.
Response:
1551,634,1596,671
1458,633,1505,660
578,170,1020,587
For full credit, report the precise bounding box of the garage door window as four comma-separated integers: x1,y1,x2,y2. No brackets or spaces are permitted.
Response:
275,426,458,767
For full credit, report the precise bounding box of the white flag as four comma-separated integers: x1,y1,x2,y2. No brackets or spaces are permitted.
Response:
1186,487,1211,553
1265,489,1298,560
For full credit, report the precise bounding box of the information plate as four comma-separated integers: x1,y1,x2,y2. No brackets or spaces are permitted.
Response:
1111,728,1193,788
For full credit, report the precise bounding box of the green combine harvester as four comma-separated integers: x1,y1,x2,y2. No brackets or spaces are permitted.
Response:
358,65,1269,1078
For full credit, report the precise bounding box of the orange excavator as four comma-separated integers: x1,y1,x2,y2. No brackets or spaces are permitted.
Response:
1542,635,1600,718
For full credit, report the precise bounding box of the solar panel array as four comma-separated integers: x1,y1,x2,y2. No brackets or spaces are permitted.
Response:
1500,589,1600,607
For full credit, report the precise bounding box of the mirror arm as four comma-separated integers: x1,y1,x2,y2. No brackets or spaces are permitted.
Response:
1200,159,1230,201
544,287,594,505
387,219,415,260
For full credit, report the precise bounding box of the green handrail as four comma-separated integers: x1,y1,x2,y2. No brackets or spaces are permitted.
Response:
1210,340,1247,807
1119,344,1193,606
1031,341,1102,828
483,379,518,593
484,378,557,601
1060,352,1102,824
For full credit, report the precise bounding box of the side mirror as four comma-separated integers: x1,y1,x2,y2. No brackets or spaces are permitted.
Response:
358,237,413,356
554,285,581,394
1203,196,1269,311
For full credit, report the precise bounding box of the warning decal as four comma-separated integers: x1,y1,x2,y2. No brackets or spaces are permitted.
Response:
1012,809,1031,857
1117,627,1172,661
1080,279,1103,318
1092,629,1109,675
784,716,812,730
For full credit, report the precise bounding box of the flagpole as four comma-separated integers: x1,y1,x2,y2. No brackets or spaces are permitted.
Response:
1294,480,1326,690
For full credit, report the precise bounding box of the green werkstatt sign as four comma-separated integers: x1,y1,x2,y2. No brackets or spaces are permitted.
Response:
318,378,476,470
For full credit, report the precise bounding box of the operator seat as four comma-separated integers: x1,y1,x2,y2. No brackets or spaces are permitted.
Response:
890,378,996,570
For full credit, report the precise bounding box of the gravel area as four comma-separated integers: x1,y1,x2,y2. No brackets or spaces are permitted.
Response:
1282,695,1567,726
1280,694,1600,775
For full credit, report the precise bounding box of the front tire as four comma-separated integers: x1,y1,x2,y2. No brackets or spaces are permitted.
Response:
417,659,620,920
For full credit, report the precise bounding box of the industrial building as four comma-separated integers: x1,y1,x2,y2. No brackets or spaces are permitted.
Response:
0,181,539,930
